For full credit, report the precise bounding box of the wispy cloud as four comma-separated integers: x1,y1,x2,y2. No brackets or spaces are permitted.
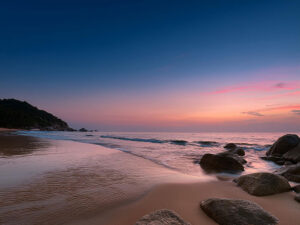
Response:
242,111,264,117
211,81,300,95
291,110,300,115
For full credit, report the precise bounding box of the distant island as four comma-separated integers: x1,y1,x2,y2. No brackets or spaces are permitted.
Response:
0,99,73,131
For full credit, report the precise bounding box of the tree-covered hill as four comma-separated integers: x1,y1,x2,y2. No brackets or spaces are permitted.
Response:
0,99,72,130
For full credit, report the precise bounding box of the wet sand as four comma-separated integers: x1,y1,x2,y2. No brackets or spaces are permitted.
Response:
1,132,300,225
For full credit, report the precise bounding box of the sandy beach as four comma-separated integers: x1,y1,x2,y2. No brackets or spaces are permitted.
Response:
1,132,300,225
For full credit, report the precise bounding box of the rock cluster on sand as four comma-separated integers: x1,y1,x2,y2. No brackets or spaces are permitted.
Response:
200,198,278,225
199,143,246,173
234,172,291,196
135,209,190,225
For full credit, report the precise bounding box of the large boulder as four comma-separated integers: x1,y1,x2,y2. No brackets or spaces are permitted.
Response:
282,143,300,163
292,185,300,193
235,173,291,196
135,209,190,225
200,153,244,173
266,134,300,156
200,198,278,225
276,163,300,183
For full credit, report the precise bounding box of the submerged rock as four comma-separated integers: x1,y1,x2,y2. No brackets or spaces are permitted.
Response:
200,198,278,225
135,209,190,225
224,143,237,150
260,156,286,165
276,163,300,183
235,172,291,196
200,153,244,173
266,134,300,156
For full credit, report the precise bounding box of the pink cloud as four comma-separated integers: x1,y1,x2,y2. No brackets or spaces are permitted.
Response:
211,81,300,95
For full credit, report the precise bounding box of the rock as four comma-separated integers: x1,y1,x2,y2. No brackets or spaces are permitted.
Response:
229,148,245,156
79,128,88,132
261,156,285,165
235,172,291,196
200,198,278,225
295,195,300,203
224,143,237,150
200,153,244,173
135,209,190,225
276,163,300,182
218,152,247,164
266,134,300,156
292,185,300,193
282,143,300,163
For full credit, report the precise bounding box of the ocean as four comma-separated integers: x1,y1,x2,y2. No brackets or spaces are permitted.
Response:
16,131,296,177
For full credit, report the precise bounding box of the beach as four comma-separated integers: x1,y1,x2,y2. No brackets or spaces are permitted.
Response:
1,131,300,225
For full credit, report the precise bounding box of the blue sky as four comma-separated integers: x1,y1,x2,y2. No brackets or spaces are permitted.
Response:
1,0,300,131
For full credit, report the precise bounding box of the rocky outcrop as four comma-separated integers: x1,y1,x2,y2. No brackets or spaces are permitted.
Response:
276,163,300,183
266,134,300,156
135,209,190,225
200,198,278,225
235,173,291,196
200,153,244,173
0,99,72,131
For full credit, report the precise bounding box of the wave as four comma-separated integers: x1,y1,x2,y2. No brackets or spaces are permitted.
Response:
100,135,166,144
100,135,190,146
196,141,220,147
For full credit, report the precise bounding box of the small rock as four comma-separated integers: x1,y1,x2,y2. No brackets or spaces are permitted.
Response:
292,185,300,193
135,209,190,225
200,198,278,225
229,148,245,156
224,143,237,150
235,172,291,196
200,153,244,173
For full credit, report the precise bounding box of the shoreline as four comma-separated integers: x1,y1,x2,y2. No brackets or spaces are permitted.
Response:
1,132,300,225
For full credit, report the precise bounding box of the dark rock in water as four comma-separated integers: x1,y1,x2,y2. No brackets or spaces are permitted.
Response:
266,134,300,156
282,143,300,163
79,128,88,132
235,172,291,196
85,134,93,137
200,153,244,173
295,195,300,203
276,163,300,183
135,209,190,225
218,152,247,164
292,185,300,193
229,148,245,156
200,198,278,225
224,143,237,150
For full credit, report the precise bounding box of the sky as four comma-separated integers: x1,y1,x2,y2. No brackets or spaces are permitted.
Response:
1,0,300,132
